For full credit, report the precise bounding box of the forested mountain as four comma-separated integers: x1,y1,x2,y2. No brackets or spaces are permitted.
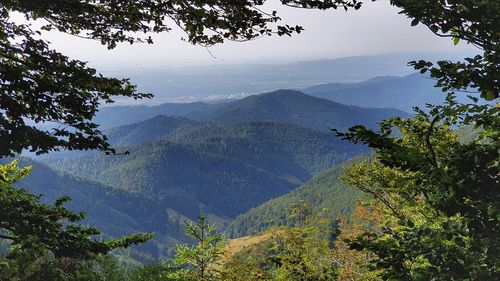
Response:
228,157,367,237
13,148,367,259
188,89,407,131
92,88,407,131
166,122,363,175
303,73,463,111
45,122,365,223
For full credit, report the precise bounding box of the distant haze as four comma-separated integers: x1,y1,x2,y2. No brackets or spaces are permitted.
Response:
102,52,475,105
39,1,477,69
19,0,479,104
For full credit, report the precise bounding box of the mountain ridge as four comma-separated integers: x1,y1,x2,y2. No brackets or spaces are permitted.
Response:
188,89,407,131
303,73,459,111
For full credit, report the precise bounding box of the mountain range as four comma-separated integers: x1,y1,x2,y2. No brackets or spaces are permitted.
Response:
105,51,473,103
95,85,409,132
44,120,365,220
23,89,405,257
93,71,471,131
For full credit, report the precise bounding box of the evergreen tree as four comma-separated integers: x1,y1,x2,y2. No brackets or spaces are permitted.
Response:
170,215,226,281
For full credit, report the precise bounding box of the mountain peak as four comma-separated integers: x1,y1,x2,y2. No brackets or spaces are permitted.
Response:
260,89,307,97
254,89,331,103
189,89,405,131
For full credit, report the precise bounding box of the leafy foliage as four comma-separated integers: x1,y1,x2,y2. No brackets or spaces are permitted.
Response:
323,1,500,279
331,3,499,274
338,115,499,279
0,6,150,157
0,160,152,259
332,202,383,280
0,160,154,281
223,204,338,281
0,252,183,281
393,0,499,101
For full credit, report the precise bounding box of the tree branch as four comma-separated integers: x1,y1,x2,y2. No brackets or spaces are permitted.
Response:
425,115,440,168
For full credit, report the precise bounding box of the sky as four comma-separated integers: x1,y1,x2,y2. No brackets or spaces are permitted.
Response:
37,0,476,69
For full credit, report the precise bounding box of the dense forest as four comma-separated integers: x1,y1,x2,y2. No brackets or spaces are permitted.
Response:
1,0,498,281
33,104,373,255
228,157,367,237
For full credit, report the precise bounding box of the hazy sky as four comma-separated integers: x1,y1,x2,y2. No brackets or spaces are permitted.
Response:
39,0,476,68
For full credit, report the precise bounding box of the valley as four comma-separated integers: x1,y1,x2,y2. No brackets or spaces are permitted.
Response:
22,80,424,258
